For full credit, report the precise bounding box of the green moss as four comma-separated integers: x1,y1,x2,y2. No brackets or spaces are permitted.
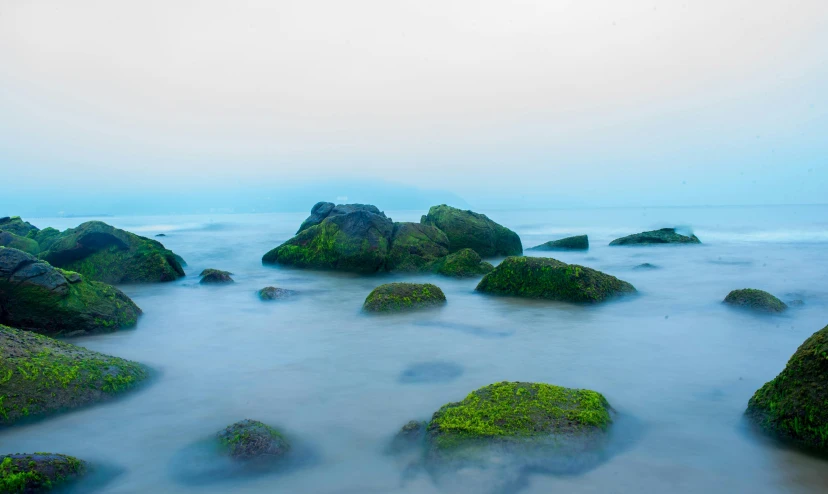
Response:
385,223,450,273
421,205,522,257
724,288,787,313
0,453,86,493
216,419,291,460
528,235,589,251
363,282,447,313
746,324,828,451
426,248,494,278
0,231,40,255
199,269,234,284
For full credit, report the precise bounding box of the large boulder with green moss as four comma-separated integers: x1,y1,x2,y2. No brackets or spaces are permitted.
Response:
426,248,494,278
746,324,828,451
385,223,450,272
421,205,522,257
476,256,635,303
0,248,141,336
609,228,700,246
0,231,40,255
0,453,87,493
0,325,148,427
724,289,787,313
38,221,185,284
263,203,394,273
529,235,589,251
363,283,446,313
0,216,39,237
217,419,291,460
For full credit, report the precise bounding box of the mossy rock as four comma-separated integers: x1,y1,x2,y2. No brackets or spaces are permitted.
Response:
385,223,449,273
475,256,636,303
0,453,87,493
32,228,60,252
363,283,446,313
724,289,787,313
0,325,149,427
38,221,185,284
529,235,589,251
746,324,828,451
258,286,298,300
217,419,291,460
199,269,234,284
0,231,40,255
609,228,700,246
0,217,39,237
0,247,142,336
421,205,522,257
426,248,494,278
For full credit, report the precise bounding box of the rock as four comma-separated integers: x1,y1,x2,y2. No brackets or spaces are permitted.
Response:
426,248,494,278
529,235,589,251
476,256,636,303
155,233,167,237
746,324,828,451
388,420,427,453
421,205,522,257
296,201,335,233
0,216,39,237
0,325,148,427
0,248,142,336
38,221,185,284
0,453,87,492
609,228,700,245
32,228,60,251
363,283,446,313
0,231,40,255
633,263,659,270
173,254,187,267
263,203,394,273
723,289,787,313
258,286,298,300
199,269,234,284
216,419,291,460
399,361,464,384
385,223,450,273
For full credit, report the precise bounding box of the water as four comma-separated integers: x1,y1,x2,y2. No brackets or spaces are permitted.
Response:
3,205,828,493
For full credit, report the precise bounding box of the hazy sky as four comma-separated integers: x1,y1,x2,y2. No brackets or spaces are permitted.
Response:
1,0,826,213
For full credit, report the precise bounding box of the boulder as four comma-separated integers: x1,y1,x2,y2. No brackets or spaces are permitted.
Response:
0,248,142,336
217,419,291,460
421,205,522,257
32,227,60,251
385,223,450,273
363,283,446,313
38,221,185,284
476,256,636,303
724,289,787,313
746,324,828,451
609,228,700,245
296,201,335,233
0,231,40,255
0,216,39,237
0,324,148,427
426,248,494,278
0,453,87,492
199,269,234,284
388,420,427,454
258,286,298,300
529,235,589,251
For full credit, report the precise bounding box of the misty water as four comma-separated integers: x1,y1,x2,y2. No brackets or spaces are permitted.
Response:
3,205,828,493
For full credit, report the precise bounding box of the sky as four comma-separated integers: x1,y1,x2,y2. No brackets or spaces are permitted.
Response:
0,0,826,215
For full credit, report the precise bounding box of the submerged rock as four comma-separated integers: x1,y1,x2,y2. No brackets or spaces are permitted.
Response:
200,269,234,284
529,235,589,251
421,205,522,257
388,420,427,453
0,216,39,237
217,420,291,460
475,256,636,303
258,286,298,300
399,361,464,384
724,288,787,313
633,263,659,270
39,221,185,284
0,453,87,493
385,223,450,273
426,248,494,278
609,228,700,246
746,324,828,451
0,324,149,427
0,230,40,255
363,283,446,313
0,247,142,335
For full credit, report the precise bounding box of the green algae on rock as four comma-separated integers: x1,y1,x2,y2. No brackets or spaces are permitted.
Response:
0,231,40,255
724,288,787,313
258,286,298,300
385,223,450,273
426,248,494,278
0,325,149,427
199,269,234,284
0,217,39,238
609,228,700,246
0,453,87,493
420,205,522,257
0,247,141,336
529,235,589,251
746,324,828,451
38,221,185,284
475,256,635,303
217,419,291,460
363,283,446,313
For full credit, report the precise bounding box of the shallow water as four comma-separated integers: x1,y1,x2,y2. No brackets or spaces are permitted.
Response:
4,205,828,493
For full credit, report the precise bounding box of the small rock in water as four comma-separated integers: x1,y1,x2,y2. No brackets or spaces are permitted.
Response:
217,419,290,460
634,262,659,270
156,233,167,237
0,453,87,492
200,269,234,284
723,288,787,313
399,361,464,384
258,286,299,300
363,283,447,313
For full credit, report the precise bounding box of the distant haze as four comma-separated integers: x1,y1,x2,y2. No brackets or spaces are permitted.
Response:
1,0,826,216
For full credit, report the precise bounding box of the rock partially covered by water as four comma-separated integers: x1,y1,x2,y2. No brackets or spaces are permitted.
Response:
0,247,142,335
0,230,40,255
421,205,522,257
200,269,234,284
426,248,494,278
529,235,589,251
476,256,636,303
633,263,659,270
746,324,828,451
609,228,700,246
388,420,427,453
363,283,446,313
0,325,149,427
724,288,787,313
258,286,298,300
386,223,450,273
39,221,185,284
0,216,39,237
217,420,291,460
0,453,87,492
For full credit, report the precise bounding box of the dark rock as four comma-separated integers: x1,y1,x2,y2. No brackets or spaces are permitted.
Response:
0,453,87,492
0,216,39,237
296,201,336,233
427,248,494,278
633,263,659,270
385,223,450,273
529,235,589,251
155,233,167,237
723,288,787,313
363,283,446,313
200,269,234,284
258,286,298,300
421,205,522,257
217,419,291,460
388,420,427,453
609,228,700,246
